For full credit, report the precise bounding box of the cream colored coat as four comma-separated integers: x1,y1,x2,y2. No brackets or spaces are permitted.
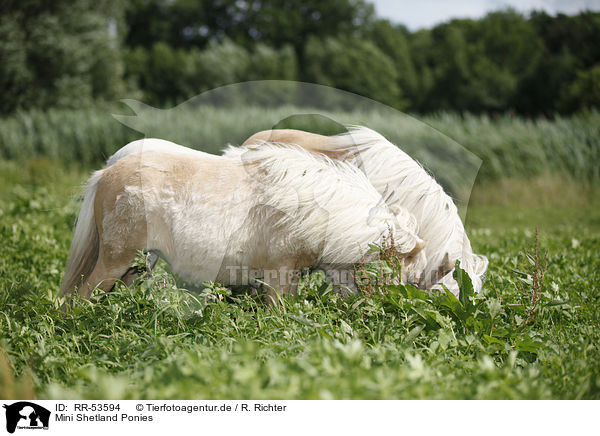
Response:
62,143,425,302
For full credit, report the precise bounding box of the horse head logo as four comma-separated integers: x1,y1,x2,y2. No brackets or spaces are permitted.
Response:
3,402,50,433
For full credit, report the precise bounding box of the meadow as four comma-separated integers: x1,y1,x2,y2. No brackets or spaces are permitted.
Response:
0,107,599,399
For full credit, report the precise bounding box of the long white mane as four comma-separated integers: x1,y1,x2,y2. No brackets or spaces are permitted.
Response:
326,126,488,293
225,142,424,265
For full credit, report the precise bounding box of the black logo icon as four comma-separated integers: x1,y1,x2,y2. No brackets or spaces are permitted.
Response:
2,402,50,434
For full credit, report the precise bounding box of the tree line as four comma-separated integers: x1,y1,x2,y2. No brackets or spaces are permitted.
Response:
1,0,599,115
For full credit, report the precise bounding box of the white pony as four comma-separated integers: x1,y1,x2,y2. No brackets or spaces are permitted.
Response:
61,142,426,303
239,127,488,295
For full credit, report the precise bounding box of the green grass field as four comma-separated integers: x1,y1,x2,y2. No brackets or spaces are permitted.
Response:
0,109,599,399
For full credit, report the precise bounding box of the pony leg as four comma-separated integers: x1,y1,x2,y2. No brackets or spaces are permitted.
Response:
120,251,159,287
262,263,300,305
323,266,358,296
78,245,136,299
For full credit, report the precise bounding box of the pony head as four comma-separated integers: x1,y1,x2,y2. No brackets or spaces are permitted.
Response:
425,230,489,294
434,253,489,295
367,199,428,287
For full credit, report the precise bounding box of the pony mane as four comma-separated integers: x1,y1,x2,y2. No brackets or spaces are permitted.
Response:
231,142,423,265
325,126,488,293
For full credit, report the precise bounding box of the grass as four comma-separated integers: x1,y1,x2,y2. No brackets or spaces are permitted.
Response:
0,157,599,399
1,106,599,183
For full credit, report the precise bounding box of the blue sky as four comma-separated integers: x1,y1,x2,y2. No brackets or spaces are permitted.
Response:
370,0,600,30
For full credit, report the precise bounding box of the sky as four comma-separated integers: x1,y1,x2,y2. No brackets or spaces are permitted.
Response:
371,0,600,30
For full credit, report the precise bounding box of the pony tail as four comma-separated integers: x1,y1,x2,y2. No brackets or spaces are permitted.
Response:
60,170,104,297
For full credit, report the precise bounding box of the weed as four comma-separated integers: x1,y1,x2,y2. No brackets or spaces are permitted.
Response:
519,228,548,329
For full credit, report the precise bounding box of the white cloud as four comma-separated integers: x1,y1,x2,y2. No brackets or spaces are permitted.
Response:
371,0,600,30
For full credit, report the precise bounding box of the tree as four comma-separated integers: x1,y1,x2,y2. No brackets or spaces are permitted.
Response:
515,46,578,114
560,64,600,112
468,11,544,112
409,10,546,113
124,0,374,78
367,19,416,110
124,39,299,106
304,36,402,108
0,0,126,114
520,10,600,114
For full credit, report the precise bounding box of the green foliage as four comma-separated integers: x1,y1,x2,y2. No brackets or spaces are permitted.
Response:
425,111,600,181
0,108,139,164
120,3,600,114
561,64,600,112
304,36,402,109
246,44,298,81
515,46,578,114
0,0,126,114
531,11,600,69
2,3,600,114
124,40,299,106
367,20,417,107
0,13,31,114
1,107,599,184
0,159,599,399
125,0,375,51
409,11,545,112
